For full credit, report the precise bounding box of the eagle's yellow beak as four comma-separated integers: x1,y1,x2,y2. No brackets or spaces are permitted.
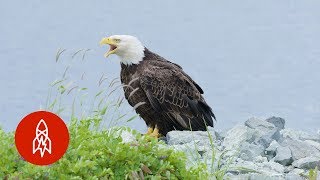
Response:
100,37,118,58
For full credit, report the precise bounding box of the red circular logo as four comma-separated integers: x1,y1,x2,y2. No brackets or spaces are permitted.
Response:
15,111,69,165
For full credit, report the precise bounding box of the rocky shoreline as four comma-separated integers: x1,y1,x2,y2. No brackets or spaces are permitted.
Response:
165,117,320,179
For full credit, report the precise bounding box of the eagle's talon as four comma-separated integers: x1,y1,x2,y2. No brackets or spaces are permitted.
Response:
149,133,160,139
149,132,161,138
144,126,161,138
146,127,153,135
149,126,161,138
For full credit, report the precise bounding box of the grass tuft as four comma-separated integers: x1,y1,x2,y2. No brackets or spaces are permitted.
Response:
0,118,211,179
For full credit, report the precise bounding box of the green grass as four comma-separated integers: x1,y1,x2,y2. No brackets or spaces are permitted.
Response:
0,49,217,179
307,166,318,180
0,117,212,179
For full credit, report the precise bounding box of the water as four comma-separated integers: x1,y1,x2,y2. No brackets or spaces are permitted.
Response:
1,1,320,133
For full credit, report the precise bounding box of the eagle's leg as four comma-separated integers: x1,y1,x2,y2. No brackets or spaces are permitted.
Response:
149,125,161,138
146,127,153,135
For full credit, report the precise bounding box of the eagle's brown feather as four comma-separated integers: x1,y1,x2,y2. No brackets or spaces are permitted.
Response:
120,48,215,135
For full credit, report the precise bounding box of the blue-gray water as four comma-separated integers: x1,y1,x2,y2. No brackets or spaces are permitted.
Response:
1,1,319,133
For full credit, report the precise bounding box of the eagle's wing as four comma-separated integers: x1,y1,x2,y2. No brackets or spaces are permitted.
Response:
139,61,215,130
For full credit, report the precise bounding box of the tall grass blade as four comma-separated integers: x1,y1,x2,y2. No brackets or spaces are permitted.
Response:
56,48,66,62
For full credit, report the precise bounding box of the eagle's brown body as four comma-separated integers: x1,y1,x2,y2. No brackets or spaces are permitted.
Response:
120,48,215,135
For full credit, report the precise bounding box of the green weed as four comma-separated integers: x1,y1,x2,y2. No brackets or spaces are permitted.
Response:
0,117,209,179
0,49,215,179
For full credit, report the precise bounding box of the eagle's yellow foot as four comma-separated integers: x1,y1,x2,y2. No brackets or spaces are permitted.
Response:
149,127,161,138
146,127,153,135
145,126,161,138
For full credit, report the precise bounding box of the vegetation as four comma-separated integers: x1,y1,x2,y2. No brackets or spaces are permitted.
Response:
307,166,318,180
0,49,213,179
0,117,212,179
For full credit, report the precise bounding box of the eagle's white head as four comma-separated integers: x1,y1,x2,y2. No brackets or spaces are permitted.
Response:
100,35,145,65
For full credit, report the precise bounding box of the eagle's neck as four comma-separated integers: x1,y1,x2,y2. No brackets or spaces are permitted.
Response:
143,48,166,62
120,48,165,67
121,63,138,70
119,45,145,65
120,62,139,86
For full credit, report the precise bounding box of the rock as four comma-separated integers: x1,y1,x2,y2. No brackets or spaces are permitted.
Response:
226,173,285,180
244,117,282,148
305,140,320,151
283,165,294,173
227,160,260,174
223,121,279,153
245,117,275,131
162,116,320,179
166,130,220,170
254,156,268,163
239,142,264,161
257,128,281,148
287,168,305,176
260,161,286,174
266,116,286,130
280,139,320,160
285,174,304,180
169,142,207,166
248,173,284,180
120,130,137,143
222,125,256,150
292,156,320,169
166,130,216,146
274,146,293,166
281,129,320,142
111,127,137,143
228,159,285,176
265,140,280,160
214,130,226,141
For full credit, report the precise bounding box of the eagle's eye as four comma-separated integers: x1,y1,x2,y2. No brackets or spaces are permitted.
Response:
114,39,121,43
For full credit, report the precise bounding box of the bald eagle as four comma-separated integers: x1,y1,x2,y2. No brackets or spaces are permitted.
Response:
100,35,215,137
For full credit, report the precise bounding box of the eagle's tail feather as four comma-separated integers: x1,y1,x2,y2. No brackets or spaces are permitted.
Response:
198,101,215,127
183,95,215,130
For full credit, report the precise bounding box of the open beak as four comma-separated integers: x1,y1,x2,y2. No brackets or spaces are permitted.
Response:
100,37,118,58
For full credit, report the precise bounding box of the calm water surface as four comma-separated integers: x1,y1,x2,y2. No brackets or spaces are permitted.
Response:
1,1,320,133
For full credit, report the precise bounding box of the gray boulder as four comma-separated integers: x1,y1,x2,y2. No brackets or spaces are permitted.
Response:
223,118,286,161
111,127,137,143
292,156,320,169
253,155,268,163
257,128,282,148
265,140,280,160
214,130,226,141
222,125,256,150
228,158,285,175
239,142,264,161
165,130,220,170
305,140,320,151
286,168,305,178
285,174,304,180
280,139,320,160
163,116,319,179
166,130,216,146
245,117,275,131
281,129,320,142
225,173,285,180
244,117,282,148
266,116,285,130
274,146,293,166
